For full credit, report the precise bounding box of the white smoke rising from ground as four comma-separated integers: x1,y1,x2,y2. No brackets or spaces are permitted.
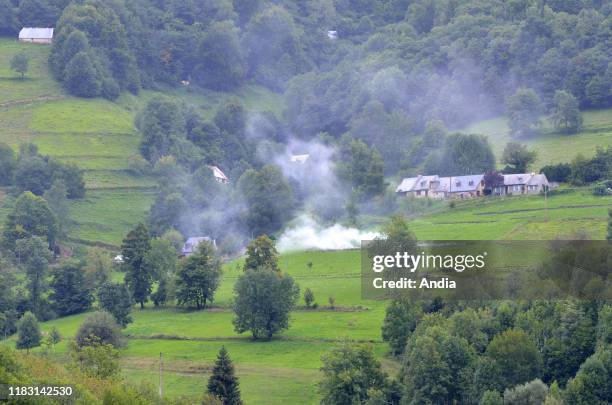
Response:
277,214,380,252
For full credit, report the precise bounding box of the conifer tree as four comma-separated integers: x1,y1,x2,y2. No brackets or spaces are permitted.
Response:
207,346,242,405
16,311,41,353
121,223,152,308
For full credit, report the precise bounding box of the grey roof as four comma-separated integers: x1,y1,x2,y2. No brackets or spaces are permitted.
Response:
19,27,54,39
448,174,484,192
503,173,532,185
413,175,438,191
181,236,214,254
527,173,549,187
398,174,485,193
396,175,440,193
396,176,420,193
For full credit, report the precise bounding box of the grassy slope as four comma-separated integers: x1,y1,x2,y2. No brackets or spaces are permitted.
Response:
0,39,282,246
462,109,612,168
23,184,612,401
0,38,155,246
27,249,387,404
408,188,611,240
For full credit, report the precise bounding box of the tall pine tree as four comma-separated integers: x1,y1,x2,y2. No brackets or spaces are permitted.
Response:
207,346,242,405
122,223,152,308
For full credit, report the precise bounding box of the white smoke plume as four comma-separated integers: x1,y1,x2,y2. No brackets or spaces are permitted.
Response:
277,214,380,252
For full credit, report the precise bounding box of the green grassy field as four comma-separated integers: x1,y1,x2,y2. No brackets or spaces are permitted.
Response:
406,187,611,240
24,183,612,401
0,39,62,103
0,38,282,247
462,109,612,168
25,249,389,404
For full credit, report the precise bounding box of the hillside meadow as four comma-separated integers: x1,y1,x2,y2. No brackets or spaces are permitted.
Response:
462,109,612,169
0,38,282,247
17,184,612,402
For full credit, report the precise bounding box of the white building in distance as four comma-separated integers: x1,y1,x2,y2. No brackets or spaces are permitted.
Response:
19,27,54,44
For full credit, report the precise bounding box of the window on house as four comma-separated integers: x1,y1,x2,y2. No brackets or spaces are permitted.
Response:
468,181,474,186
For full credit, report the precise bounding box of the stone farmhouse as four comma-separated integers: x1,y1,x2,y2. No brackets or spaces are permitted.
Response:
397,173,548,199
491,173,549,196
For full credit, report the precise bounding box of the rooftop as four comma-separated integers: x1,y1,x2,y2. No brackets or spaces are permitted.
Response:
19,27,54,39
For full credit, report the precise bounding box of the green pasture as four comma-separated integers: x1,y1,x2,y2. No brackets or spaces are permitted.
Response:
403,188,611,240
28,247,387,404
462,109,612,168
0,38,62,103
68,189,155,246
30,98,134,133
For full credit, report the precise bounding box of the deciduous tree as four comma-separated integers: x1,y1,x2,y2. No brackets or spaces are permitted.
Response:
243,235,279,272
3,192,59,251
10,53,29,79
485,329,542,389
501,142,537,174
233,268,299,339
75,311,124,349
176,242,221,309
97,282,133,328
319,341,388,405
550,90,583,133
50,262,94,316
507,88,543,137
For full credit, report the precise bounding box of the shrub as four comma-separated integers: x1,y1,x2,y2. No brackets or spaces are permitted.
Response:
76,311,125,348
540,163,572,183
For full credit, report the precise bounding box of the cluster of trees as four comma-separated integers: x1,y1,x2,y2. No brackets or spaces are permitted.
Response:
135,96,291,242
8,0,607,186
375,299,611,404
283,1,610,174
540,146,612,187
49,0,140,99
317,217,612,405
0,140,87,334
355,217,611,404
10,309,233,404
137,95,390,243
4,0,609,189
0,142,84,199
0,0,67,35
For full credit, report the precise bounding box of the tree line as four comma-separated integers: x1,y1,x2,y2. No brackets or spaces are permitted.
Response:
317,216,612,405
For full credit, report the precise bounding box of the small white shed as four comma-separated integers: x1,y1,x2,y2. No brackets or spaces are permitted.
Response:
19,27,54,44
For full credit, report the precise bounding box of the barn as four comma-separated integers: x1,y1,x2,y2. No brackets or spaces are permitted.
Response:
19,28,54,44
